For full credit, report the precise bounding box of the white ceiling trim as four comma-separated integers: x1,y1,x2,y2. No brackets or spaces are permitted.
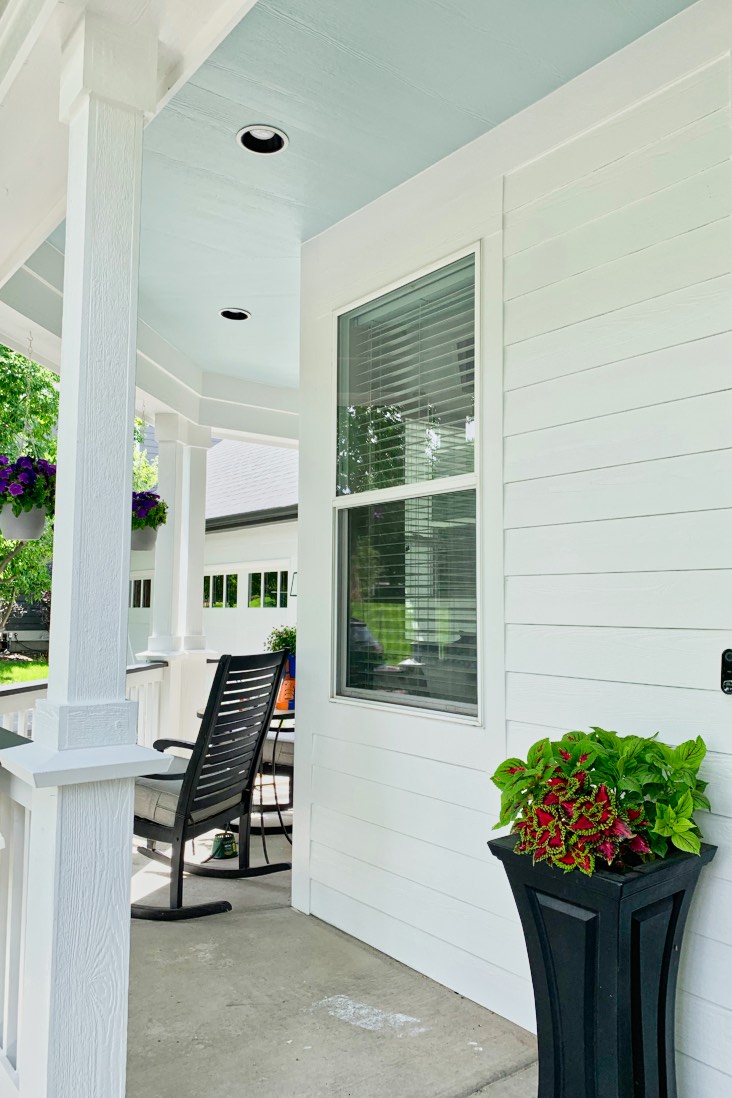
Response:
0,241,298,443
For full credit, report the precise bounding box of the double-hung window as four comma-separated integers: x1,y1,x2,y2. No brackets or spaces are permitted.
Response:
335,252,478,715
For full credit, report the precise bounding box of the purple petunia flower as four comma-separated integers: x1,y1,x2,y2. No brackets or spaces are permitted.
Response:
8,482,23,497
0,456,8,466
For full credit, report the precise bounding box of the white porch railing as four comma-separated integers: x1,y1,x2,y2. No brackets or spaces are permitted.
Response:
0,768,29,1093
0,661,167,1095
0,662,167,745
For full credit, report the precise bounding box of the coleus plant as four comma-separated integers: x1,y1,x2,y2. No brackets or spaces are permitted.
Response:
131,490,167,531
492,727,710,875
0,455,56,516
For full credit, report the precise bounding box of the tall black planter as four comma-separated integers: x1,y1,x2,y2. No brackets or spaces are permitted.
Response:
489,834,715,1098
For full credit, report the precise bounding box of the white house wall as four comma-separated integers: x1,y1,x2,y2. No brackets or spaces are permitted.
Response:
296,2,732,1092
129,520,298,659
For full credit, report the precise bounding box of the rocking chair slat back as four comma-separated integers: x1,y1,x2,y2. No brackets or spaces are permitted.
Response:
179,651,287,825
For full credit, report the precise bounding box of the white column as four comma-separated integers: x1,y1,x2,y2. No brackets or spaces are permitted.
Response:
17,14,171,1098
145,413,211,653
140,413,215,740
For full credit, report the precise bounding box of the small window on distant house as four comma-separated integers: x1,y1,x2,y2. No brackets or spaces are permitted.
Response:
130,576,153,609
225,574,238,608
248,572,262,608
247,570,290,609
204,573,238,609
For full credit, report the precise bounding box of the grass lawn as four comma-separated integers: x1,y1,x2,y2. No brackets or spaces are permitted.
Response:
0,659,49,684
351,601,409,664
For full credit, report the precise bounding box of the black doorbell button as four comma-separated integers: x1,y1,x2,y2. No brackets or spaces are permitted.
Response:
721,651,732,692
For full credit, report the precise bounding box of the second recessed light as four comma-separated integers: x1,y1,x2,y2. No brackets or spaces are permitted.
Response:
236,124,289,155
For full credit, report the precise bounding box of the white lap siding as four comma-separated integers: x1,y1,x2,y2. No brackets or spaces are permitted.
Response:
296,5,732,1091
504,53,732,1090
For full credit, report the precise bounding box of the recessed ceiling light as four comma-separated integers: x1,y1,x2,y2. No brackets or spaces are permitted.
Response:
219,307,251,321
236,124,289,155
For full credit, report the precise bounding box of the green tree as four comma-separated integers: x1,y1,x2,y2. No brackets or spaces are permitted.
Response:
132,418,158,491
0,344,59,631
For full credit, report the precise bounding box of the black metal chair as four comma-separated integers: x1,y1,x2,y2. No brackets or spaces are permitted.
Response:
131,650,289,921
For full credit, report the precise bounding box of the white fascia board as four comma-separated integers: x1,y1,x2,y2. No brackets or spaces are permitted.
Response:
0,0,56,103
197,395,299,444
201,371,299,415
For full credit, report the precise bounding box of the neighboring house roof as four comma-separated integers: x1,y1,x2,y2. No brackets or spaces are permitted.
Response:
205,439,299,531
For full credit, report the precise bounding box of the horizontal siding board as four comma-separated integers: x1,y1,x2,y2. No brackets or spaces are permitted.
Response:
505,218,731,344
309,882,535,1031
506,509,732,575
312,734,491,813
504,59,730,212
505,273,732,391
505,388,732,482
504,108,730,255
677,1053,732,1098
505,672,731,752
505,161,732,299
310,843,531,977
680,933,732,1012
318,705,490,771
311,766,498,861
310,804,517,920
506,571,732,630
690,873,732,942
505,625,729,691
677,992,732,1077
505,330,732,437
692,813,732,883
505,450,732,528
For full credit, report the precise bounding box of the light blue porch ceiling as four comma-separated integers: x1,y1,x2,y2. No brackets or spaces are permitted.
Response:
53,0,696,388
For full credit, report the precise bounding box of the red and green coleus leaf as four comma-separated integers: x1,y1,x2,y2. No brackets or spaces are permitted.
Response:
491,758,529,790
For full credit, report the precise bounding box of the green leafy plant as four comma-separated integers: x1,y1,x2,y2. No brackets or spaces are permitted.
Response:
131,491,167,531
492,727,710,875
264,625,296,654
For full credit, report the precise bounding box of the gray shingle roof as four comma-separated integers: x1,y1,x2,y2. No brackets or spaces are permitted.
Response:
205,439,299,521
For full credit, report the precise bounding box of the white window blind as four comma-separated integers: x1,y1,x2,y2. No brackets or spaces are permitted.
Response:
337,253,475,496
336,253,478,715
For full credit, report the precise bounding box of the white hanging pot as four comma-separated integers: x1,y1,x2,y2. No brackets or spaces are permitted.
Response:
0,504,46,541
130,525,158,552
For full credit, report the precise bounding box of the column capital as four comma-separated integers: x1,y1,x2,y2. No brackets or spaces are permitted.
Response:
154,411,212,449
60,11,158,123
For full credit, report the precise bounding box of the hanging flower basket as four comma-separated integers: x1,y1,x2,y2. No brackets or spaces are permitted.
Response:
0,455,55,541
131,490,167,552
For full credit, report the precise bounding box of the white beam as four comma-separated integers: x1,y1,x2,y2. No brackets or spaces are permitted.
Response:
0,0,56,102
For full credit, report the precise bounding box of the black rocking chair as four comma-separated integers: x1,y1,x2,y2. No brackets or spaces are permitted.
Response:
131,650,289,920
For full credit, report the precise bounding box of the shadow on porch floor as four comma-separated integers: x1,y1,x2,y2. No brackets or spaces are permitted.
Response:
127,834,538,1098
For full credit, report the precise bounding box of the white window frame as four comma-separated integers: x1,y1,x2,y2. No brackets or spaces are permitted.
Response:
330,243,482,719
202,569,240,610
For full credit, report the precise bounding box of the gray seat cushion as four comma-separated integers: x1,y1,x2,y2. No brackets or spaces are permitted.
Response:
134,754,241,829
261,729,294,768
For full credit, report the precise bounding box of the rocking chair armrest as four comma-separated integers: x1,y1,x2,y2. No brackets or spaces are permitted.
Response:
145,770,188,781
152,738,195,753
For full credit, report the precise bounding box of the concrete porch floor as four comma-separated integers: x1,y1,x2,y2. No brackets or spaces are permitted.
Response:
127,833,538,1098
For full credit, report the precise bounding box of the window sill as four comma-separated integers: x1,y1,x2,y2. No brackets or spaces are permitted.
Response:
328,692,481,727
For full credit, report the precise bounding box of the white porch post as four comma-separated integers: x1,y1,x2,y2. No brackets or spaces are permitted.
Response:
141,413,214,740
1,13,170,1098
